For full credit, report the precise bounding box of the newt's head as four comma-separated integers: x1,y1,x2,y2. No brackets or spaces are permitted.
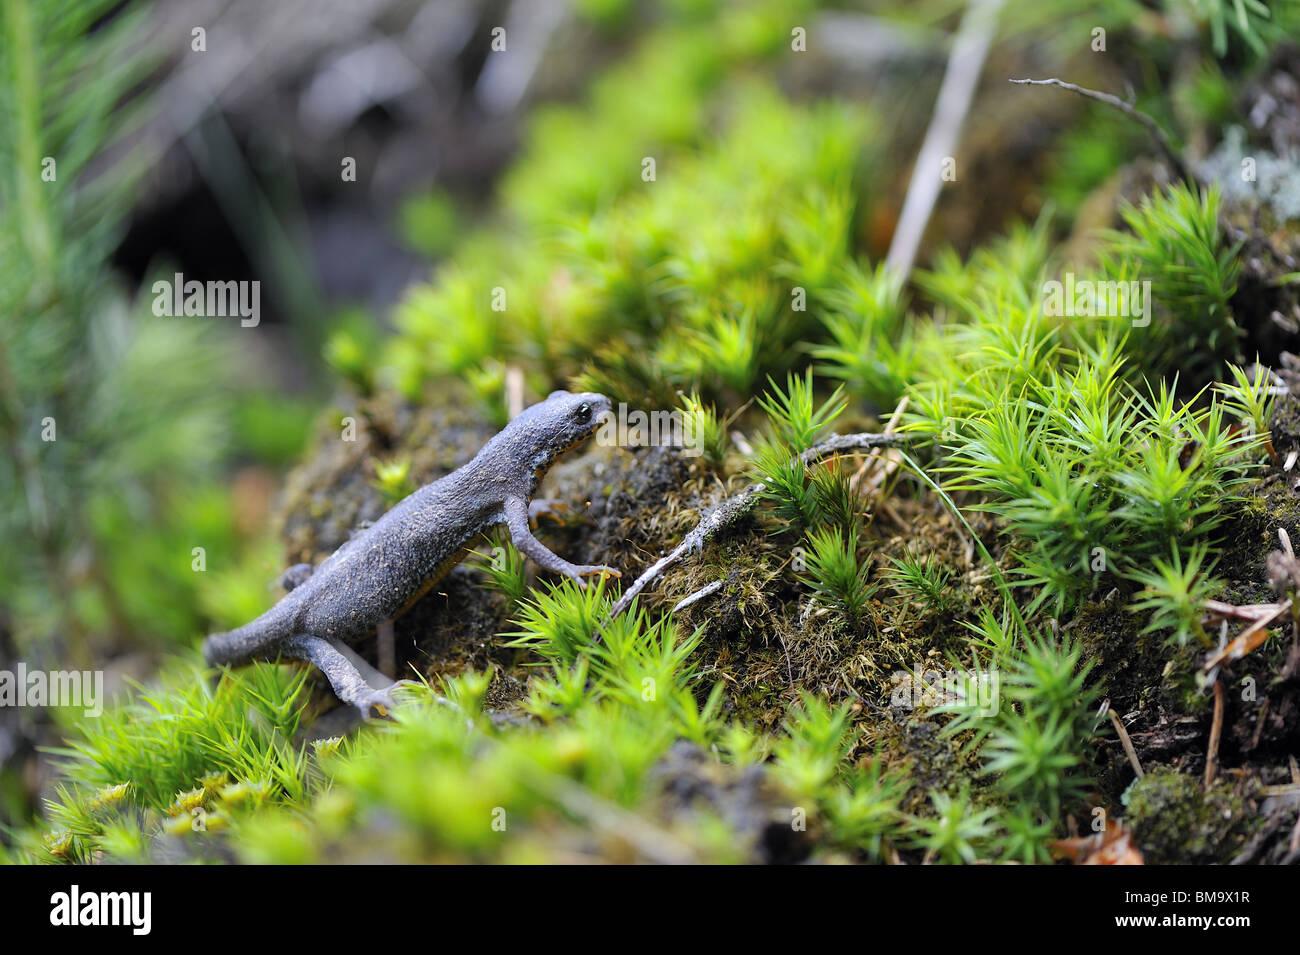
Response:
505,390,612,483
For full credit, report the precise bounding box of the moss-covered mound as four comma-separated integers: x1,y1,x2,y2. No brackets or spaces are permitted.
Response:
9,0,1300,866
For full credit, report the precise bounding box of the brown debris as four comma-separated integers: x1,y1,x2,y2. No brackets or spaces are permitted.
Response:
1051,818,1144,866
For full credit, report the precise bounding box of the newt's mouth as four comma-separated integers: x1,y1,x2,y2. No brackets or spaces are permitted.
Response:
564,414,605,452
533,421,604,484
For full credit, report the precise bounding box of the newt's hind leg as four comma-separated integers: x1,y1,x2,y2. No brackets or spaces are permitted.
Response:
281,633,412,719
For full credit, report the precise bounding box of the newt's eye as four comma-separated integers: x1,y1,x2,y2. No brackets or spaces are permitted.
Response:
575,403,591,422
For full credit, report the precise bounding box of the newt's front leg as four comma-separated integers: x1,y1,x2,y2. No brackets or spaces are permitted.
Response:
503,497,619,588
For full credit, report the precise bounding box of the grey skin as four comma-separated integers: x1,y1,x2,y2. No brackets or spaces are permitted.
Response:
203,391,618,717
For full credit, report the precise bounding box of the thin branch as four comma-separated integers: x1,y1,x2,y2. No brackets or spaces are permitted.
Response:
1106,707,1145,780
1203,599,1291,622
671,580,724,614
885,0,1005,279
851,395,909,520
1205,680,1225,788
608,432,904,619
1008,77,1200,188
475,0,568,114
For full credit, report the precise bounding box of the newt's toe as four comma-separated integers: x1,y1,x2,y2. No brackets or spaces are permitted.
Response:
355,692,394,720
570,565,620,589
355,682,413,720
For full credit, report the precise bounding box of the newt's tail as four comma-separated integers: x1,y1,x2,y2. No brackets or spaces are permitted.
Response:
202,605,295,669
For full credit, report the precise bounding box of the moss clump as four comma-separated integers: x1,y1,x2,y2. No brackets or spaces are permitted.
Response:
1267,393,1300,462
1124,768,1258,864
1073,589,1198,716
651,741,811,864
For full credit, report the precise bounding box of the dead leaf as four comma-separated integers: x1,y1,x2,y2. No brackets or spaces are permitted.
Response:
1051,818,1144,865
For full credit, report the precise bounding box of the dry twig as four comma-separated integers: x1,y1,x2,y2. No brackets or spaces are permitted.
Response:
1105,704,1145,779
885,0,1005,278
1008,77,1200,188
1205,680,1225,788
609,432,903,618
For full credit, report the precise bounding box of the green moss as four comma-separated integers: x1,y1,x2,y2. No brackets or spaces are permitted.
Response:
1125,768,1258,864
14,0,1297,867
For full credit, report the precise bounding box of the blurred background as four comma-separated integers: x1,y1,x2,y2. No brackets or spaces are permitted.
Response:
2,0,1297,845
